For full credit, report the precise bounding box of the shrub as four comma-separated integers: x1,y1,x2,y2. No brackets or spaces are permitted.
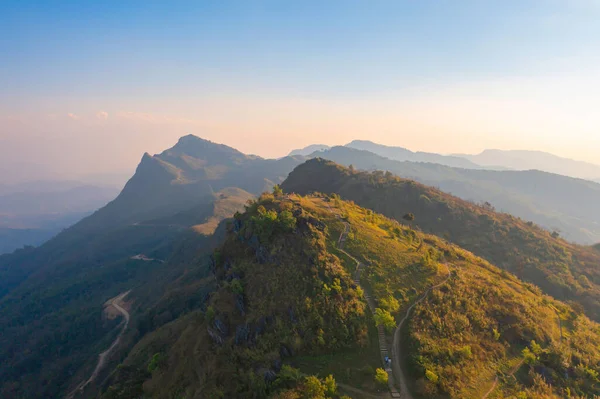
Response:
303,376,325,399
375,368,388,386
230,279,244,295
379,295,400,313
425,369,439,384
374,308,396,333
323,374,336,396
147,353,164,373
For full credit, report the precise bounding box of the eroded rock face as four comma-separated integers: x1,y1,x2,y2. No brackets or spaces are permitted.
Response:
307,216,326,231
279,344,294,358
288,306,297,324
248,235,260,249
214,318,229,336
233,218,243,232
256,245,271,264
207,327,224,345
255,317,266,336
235,294,246,316
263,370,277,384
223,259,232,272
235,324,249,345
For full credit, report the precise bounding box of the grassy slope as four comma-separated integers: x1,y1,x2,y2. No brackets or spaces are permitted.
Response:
102,194,600,399
282,159,600,323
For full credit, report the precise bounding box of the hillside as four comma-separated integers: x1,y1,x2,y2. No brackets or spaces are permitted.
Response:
282,159,600,322
458,149,600,181
346,140,482,169
100,193,600,399
74,135,304,230
100,193,371,398
307,146,600,244
0,135,305,399
0,187,254,399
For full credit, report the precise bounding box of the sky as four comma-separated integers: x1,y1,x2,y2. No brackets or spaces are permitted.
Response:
1,0,600,183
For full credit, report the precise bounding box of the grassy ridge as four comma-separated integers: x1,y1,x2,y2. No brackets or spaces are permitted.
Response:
298,194,600,398
282,159,600,323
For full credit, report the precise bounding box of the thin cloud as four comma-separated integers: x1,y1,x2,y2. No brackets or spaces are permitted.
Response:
67,113,79,120
96,111,109,120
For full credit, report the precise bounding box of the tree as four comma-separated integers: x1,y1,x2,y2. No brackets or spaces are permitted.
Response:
278,210,297,231
425,370,439,384
530,340,543,356
303,376,325,399
522,347,537,366
379,295,400,313
275,365,303,388
273,391,301,399
147,353,164,373
323,374,336,396
230,279,244,295
374,308,396,333
273,184,283,197
375,368,388,386
482,201,495,211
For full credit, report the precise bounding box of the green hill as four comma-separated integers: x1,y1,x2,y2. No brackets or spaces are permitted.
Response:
100,193,371,399
282,159,600,322
99,193,600,399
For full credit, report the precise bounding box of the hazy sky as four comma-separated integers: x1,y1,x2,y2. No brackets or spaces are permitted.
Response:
2,1,600,183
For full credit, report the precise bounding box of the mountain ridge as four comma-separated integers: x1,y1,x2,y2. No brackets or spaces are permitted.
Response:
345,139,483,169
456,148,600,180
282,158,600,321
305,146,600,244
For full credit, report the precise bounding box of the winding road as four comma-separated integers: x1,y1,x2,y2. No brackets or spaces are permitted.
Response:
324,198,550,399
327,199,450,399
391,263,451,399
66,291,131,399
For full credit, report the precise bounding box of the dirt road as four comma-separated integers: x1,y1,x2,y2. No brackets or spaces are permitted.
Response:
66,291,131,399
391,264,451,399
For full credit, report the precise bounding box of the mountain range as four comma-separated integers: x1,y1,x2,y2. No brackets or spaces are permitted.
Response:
2,135,600,399
303,146,600,244
457,148,600,180
290,140,600,182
